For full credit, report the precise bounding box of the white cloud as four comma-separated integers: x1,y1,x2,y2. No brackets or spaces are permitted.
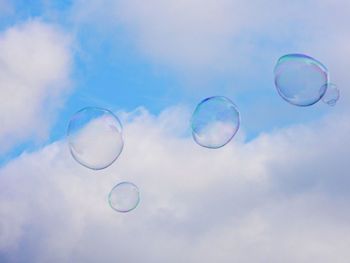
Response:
0,20,72,154
72,0,266,75
1,107,350,262
70,0,350,81
1,1,350,261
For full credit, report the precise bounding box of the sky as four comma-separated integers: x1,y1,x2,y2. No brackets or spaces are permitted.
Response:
0,0,350,262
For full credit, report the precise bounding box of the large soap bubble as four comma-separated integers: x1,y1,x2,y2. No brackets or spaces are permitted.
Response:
67,107,124,170
322,83,340,107
109,182,140,213
274,54,329,106
191,96,240,149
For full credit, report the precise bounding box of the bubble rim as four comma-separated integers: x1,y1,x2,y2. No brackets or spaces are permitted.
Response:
191,96,240,149
67,106,124,170
274,53,329,107
108,181,140,213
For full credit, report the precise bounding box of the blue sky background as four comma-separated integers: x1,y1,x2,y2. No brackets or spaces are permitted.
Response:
0,0,334,165
1,0,350,262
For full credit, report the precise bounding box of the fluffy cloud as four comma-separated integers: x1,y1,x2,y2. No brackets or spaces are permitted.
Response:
0,107,350,262
71,0,350,80
0,20,72,154
72,0,271,74
1,1,350,262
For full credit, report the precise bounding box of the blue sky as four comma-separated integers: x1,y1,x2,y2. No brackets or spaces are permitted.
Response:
0,0,334,165
1,0,350,262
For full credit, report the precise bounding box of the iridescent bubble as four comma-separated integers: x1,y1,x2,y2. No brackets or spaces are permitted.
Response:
67,107,124,170
322,83,340,107
109,182,140,213
191,96,240,149
274,54,329,106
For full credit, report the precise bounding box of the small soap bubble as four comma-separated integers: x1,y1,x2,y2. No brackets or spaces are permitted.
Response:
109,182,140,213
322,83,340,107
191,96,240,149
67,107,124,170
274,54,329,106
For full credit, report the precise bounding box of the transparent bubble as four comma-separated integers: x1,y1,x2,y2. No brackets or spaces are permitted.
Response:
109,182,140,213
191,96,240,149
322,83,340,107
274,54,329,106
67,107,124,170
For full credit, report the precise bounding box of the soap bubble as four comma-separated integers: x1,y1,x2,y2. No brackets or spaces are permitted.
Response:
109,182,140,213
67,107,124,170
322,83,340,107
274,54,329,106
191,96,240,149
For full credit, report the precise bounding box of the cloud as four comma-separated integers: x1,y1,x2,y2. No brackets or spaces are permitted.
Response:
1,1,350,262
70,0,350,81
0,20,73,154
72,0,269,75
1,107,350,262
